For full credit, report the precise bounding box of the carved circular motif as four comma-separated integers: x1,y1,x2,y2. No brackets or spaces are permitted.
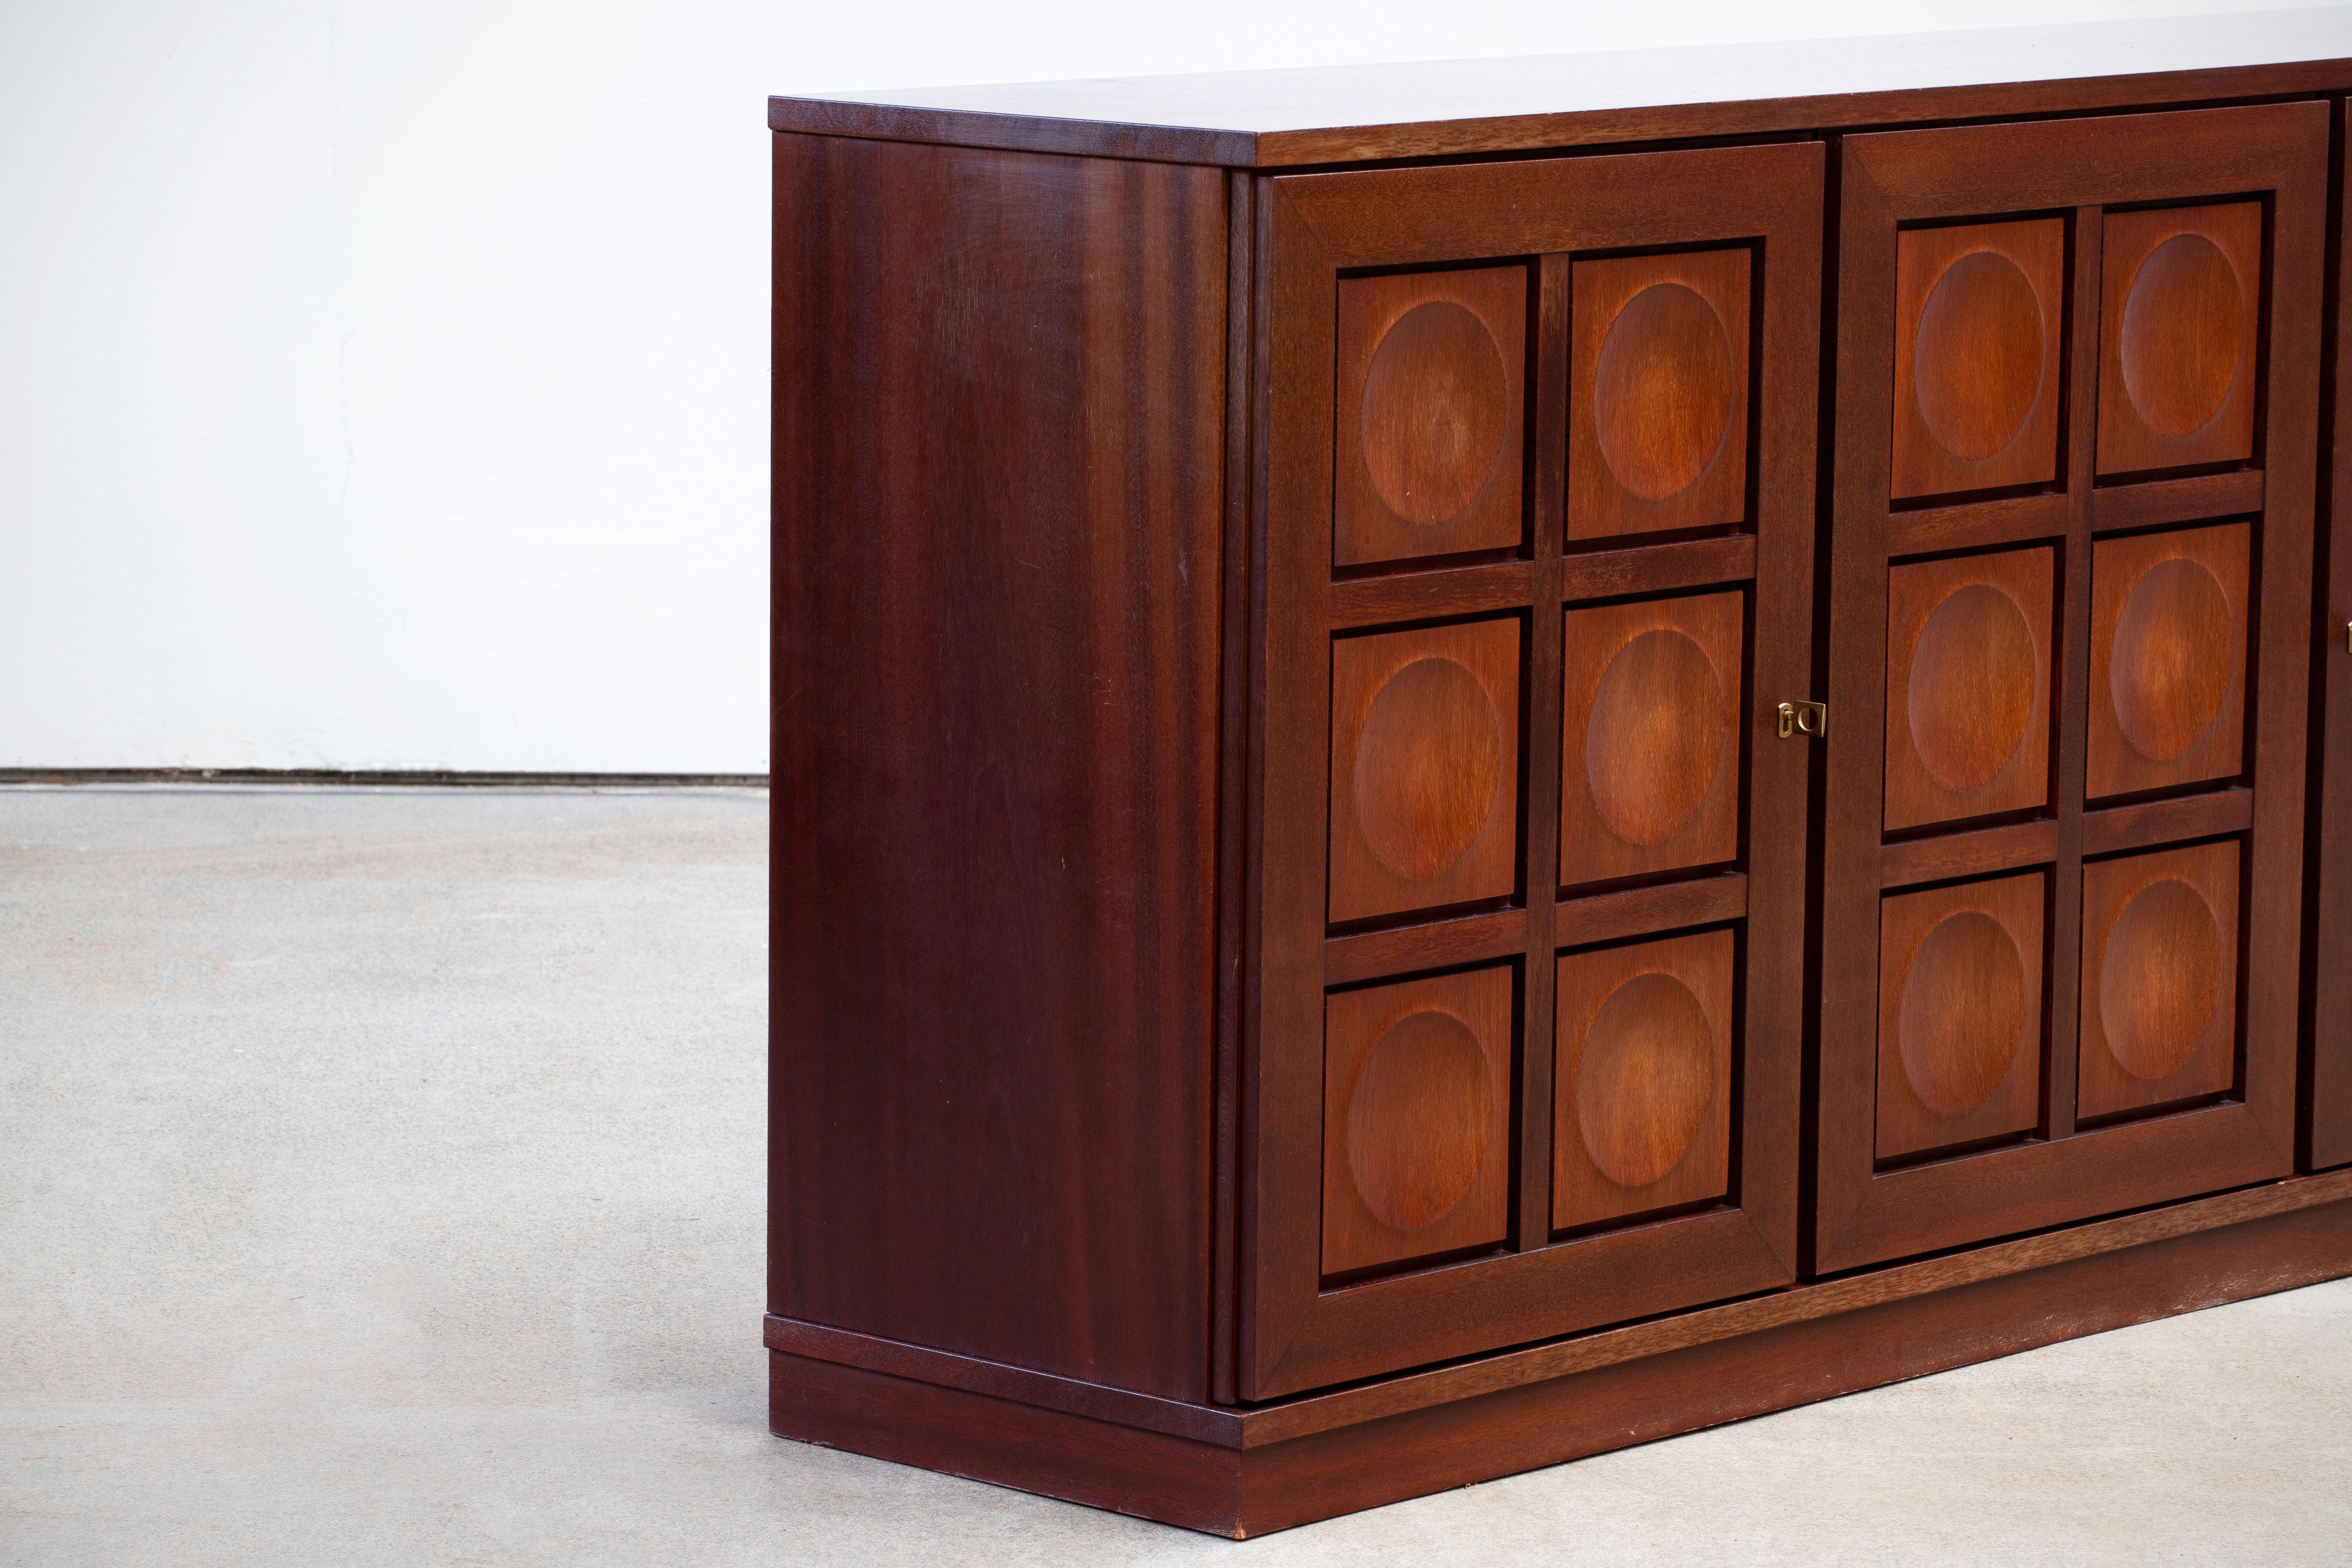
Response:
1361,301,1510,527
1593,283,1736,502
1908,583,2038,794
1576,971,1716,1189
1897,910,2027,1117
1584,629,1728,847
2121,233,2245,438
1348,1008,1493,1231
2111,556,2232,763
2099,878,2222,1082
1913,250,2046,463
1354,656,1502,882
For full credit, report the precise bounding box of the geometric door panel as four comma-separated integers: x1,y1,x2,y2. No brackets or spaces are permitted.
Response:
1884,547,2055,830
1335,265,1528,568
1323,966,1514,1276
1892,218,2066,501
2087,522,2250,799
2079,841,2242,1122
1876,871,2047,1162
1253,138,1824,1398
1560,590,1744,888
1820,103,2321,1278
1568,248,1751,542
2097,203,2263,477
1329,617,1522,924
1554,929,1734,1230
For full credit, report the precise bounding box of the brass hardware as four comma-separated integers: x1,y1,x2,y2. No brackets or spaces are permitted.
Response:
2344,619,2350,655
1777,700,1828,740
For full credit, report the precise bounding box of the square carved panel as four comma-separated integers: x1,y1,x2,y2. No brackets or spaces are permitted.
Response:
1885,547,2055,831
1891,218,2066,501
1329,618,1521,924
2078,841,2240,1121
2087,522,2249,800
1553,929,1734,1231
1876,871,2047,1162
1335,266,1528,568
1560,590,1744,889
1323,966,1515,1276
1567,248,1751,542
2097,203,2263,477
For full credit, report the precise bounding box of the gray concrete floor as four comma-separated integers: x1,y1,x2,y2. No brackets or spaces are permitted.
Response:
0,785,2346,1566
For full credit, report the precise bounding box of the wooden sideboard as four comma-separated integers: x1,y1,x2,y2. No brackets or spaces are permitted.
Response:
768,11,2352,1537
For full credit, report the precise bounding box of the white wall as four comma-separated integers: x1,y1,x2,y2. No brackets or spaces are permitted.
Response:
0,0,2331,772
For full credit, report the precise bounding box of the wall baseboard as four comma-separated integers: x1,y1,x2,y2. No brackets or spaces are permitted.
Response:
0,768,768,788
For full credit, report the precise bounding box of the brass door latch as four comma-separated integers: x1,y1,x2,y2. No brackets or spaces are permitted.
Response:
1777,700,1828,740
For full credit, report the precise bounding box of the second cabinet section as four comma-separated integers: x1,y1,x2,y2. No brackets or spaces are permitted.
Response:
1240,139,1822,1400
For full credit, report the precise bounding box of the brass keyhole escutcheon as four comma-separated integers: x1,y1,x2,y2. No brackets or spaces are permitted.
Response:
1777,700,1828,740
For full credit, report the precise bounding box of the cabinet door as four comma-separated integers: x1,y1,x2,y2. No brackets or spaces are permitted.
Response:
1816,103,2329,1272
1240,142,1821,1400
2314,96,2352,1174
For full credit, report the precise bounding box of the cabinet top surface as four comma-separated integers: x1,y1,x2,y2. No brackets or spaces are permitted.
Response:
769,7,2352,166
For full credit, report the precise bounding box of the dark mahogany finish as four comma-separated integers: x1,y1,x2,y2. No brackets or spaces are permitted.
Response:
769,24,2352,1537
771,134,1227,1400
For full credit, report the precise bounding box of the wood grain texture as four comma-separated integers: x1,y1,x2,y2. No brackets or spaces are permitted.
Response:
1322,907,1527,988
1881,817,2058,890
1560,591,1744,887
1569,248,1750,540
772,134,1224,1400
1335,266,1528,567
1554,929,1734,1230
1559,532,1755,598
2081,786,2254,857
2091,466,2265,532
1876,872,2048,1161
1888,488,2068,559
1893,219,2066,500
1323,969,1515,1275
2080,839,2243,1121
1329,559,1531,629
769,1182,2352,1537
2098,202,2264,476
2088,522,2250,799
1328,618,1522,923
767,11,2352,167
1884,547,2055,829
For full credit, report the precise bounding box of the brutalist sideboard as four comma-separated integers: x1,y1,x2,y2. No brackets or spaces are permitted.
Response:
767,10,2352,1536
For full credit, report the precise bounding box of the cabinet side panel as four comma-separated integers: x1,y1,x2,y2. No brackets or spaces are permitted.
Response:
771,133,1227,1399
